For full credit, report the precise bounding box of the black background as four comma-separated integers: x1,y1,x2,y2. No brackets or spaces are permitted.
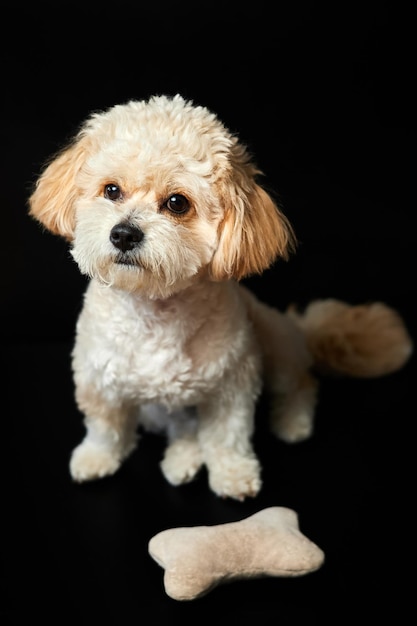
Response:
3,1,415,621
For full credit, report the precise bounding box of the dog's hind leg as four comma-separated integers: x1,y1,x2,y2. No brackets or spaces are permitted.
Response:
241,285,319,443
160,433,203,486
140,405,204,486
267,371,319,443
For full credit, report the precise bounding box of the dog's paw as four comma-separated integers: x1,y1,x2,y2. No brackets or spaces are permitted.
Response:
160,438,203,485
70,442,122,482
271,411,314,443
207,453,262,501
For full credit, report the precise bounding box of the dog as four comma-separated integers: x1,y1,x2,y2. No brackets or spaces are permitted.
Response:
29,94,413,501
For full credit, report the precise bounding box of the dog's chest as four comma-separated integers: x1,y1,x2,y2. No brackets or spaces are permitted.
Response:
73,281,239,406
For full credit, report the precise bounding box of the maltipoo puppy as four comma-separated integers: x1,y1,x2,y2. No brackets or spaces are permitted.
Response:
29,94,413,500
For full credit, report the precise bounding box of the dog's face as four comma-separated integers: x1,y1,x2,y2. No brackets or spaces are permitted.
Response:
29,94,295,299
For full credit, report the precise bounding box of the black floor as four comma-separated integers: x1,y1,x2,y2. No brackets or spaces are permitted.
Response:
3,3,415,621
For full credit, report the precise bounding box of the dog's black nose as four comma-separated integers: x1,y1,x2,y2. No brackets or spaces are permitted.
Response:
110,222,144,252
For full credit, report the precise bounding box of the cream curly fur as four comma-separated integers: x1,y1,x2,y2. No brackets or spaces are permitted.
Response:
29,94,413,500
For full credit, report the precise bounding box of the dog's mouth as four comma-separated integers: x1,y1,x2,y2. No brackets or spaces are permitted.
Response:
114,252,141,267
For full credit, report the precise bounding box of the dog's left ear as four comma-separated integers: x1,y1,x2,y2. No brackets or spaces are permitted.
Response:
210,181,296,281
28,136,89,241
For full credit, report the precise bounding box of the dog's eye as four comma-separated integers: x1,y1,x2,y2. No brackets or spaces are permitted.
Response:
104,184,123,201
163,194,190,215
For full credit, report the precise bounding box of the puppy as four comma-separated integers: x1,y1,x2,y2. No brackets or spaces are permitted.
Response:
29,94,413,500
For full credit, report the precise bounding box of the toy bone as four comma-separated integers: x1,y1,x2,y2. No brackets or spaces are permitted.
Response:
148,506,325,600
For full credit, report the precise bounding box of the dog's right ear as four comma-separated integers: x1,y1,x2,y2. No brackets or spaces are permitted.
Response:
28,137,88,240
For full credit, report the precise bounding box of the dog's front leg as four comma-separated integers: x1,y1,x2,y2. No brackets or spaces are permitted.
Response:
197,390,262,501
70,394,138,482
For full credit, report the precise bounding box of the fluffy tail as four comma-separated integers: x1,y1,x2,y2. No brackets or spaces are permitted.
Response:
287,299,413,378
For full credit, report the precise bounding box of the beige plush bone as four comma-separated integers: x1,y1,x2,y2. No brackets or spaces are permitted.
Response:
148,506,325,600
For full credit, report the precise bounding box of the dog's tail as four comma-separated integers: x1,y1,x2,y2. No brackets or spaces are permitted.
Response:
287,299,413,378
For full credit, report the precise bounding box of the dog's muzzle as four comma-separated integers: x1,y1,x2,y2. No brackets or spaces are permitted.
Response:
110,221,144,264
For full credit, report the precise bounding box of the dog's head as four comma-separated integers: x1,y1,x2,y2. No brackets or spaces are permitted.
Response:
29,94,295,299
